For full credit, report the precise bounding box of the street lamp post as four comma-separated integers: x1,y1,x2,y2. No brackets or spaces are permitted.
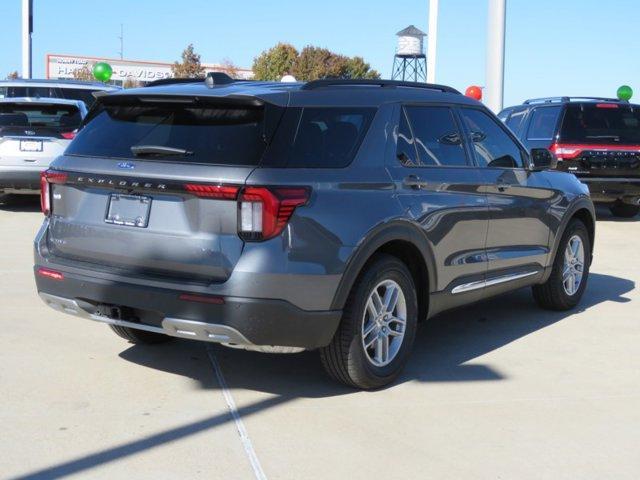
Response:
426,0,438,84
485,0,506,112
22,0,33,79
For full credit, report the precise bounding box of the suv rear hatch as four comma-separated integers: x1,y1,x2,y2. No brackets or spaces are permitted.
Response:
552,102,640,177
0,100,81,169
43,94,284,283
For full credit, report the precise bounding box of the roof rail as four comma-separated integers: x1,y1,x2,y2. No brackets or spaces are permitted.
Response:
145,72,236,89
523,96,626,105
301,79,460,94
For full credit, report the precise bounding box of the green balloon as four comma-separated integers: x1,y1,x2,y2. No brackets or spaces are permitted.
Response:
92,62,113,82
617,85,633,101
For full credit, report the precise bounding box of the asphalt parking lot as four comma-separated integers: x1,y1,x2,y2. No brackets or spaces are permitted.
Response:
1,196,639,480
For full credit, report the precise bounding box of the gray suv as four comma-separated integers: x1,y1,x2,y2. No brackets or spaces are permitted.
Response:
34,77,595,389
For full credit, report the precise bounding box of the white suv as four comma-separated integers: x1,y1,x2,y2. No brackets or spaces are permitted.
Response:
0,97,87,197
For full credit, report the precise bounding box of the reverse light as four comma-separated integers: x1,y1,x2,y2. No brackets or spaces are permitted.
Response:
238,187,310,241
40,170,68,216
37,267,64,281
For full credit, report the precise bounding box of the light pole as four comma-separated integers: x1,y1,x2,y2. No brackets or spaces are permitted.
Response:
22,0,33,79
426,0,438,84
485,0,506,112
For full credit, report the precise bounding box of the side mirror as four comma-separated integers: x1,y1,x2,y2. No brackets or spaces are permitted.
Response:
529,148,557,171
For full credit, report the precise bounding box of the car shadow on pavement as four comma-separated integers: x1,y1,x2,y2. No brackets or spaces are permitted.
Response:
595,204,639,222
15,273,633,480
0,194,41,212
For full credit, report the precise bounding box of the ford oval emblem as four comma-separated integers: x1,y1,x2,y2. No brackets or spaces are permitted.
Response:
117,162,135,170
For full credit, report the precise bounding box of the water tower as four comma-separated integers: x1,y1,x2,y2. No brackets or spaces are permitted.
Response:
392,25,427,83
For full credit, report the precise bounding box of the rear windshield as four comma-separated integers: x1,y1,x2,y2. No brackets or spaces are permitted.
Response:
559,103,640,144
67,101,277,166
0,86,101,107
68,100,376,167
0,103,81,129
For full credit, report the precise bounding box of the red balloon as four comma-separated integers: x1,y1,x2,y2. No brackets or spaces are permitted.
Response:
465,85,482,101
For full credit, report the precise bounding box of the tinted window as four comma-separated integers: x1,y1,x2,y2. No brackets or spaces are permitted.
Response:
402,106,467,166
0,103,81,128
264,107,376,168
59,88,100,107
559,103,640,145
506,109,528,134
0,86,59,98
67,100,278,166
459,108,524,168
527,106,561,140
395,108,419,167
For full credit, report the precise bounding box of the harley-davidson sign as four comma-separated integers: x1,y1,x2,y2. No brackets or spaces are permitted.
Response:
46,54,253,83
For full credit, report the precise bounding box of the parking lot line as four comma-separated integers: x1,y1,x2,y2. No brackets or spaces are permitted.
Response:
207,346,268,480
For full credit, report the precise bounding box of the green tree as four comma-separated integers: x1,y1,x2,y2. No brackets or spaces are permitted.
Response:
171,44,205,78
252,43,298,81
343,56,380,79
292,46,348,81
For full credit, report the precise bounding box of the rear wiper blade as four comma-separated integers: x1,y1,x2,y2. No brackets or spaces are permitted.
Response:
131,145,193,156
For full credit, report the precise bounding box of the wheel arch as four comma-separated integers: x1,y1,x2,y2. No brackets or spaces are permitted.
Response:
331,220,436,322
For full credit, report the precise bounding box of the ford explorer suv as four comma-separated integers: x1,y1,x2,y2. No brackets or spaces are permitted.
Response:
0,79,119,108
0,97,87,198
34,76,595,389
499,97,640,218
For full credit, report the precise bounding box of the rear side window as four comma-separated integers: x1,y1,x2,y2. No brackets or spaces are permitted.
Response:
559,103,640,145
506,109,528,134
264,107,376,168
0,103,81,129
67,100,279,166
403,106,468,166
0,86,59,99
459,108,524,168
527,106,561,140
59,88,101,108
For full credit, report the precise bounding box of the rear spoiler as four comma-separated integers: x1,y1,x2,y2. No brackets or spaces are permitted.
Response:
98,93,265,108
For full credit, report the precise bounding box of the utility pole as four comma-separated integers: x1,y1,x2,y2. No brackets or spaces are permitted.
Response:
426,0,438,84
22,0,33,79
485,0,506,112
118,24,124,59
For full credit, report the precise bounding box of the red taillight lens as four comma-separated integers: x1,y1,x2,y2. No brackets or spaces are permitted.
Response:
178,293,225,305
184,184,239,200
60,130,77,139
596,103,619,109
238,187,310,241
549,143,583,160
37,267,64,281
40,170,68,216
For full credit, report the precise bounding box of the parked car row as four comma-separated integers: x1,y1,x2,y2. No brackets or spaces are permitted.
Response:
31,76,595,389
499,97,640,218
0,80,117,198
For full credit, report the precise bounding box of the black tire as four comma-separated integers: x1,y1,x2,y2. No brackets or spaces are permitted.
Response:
532,219,591,311
609,202,639,218
320,254,418,389
109,325,172,344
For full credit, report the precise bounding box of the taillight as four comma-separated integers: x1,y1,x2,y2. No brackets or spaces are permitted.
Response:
184,184,239,199
549,143,583,160
596,103,619,109
37,267,64,281
60,130,77,140
40,170,68,216
238,187,310,241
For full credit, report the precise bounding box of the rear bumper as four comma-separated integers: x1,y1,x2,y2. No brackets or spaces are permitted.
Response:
0,166,43,193
578,177,640,204
34,266,342,350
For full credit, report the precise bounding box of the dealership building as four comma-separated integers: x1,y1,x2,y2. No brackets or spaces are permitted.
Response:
46,54,254,86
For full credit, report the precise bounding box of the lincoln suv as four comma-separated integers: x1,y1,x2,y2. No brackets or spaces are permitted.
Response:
34,76,595,389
